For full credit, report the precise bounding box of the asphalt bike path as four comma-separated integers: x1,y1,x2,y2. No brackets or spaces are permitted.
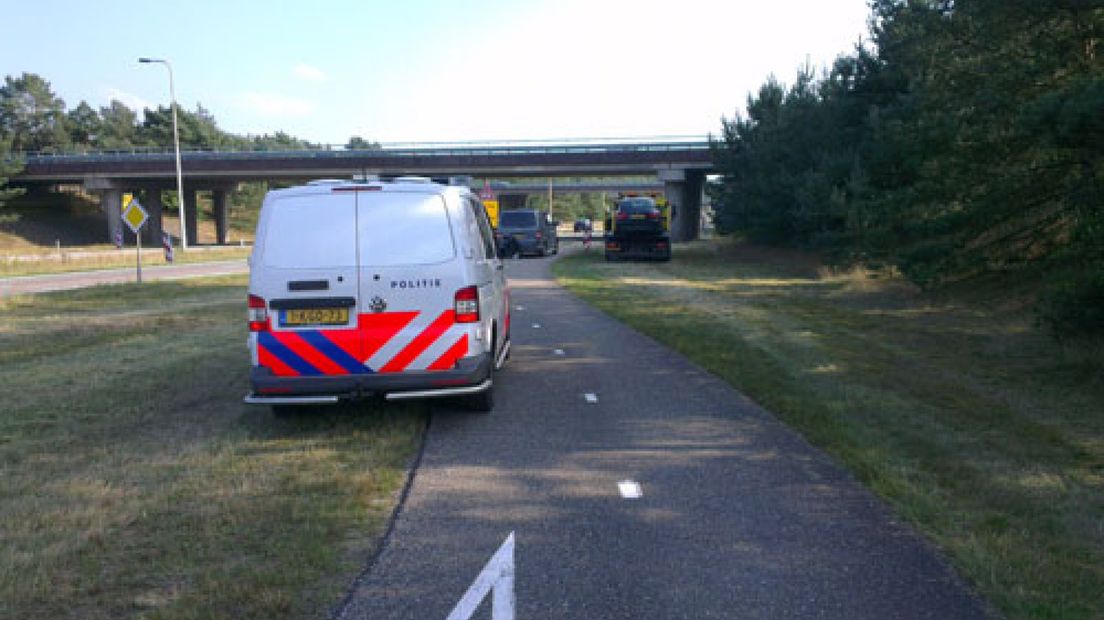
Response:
337,247,994,619
0,260,248,297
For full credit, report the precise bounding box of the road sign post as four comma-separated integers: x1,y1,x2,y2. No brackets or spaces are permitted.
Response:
122,194,149,284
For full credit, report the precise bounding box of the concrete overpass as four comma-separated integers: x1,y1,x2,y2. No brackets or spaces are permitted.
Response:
13,138,713,245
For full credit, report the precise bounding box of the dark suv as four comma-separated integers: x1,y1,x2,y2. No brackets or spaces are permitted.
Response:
614,198,664,235
496,209,559,257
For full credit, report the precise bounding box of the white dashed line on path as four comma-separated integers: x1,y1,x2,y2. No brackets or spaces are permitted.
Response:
553,349,565,356
618,480,643,499
532,323,541,329
584,393,598,404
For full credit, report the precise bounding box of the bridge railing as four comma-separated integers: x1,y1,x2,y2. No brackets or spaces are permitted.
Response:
20,136,712,164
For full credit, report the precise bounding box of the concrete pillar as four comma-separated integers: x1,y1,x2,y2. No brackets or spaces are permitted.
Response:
186,189,200,246
102,188,123,246
681,172,704,243
661,169,704,242
144,188,163,245
212,188,229,245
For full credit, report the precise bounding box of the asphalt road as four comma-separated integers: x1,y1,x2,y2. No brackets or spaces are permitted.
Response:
0,260,248,297
336,248,995,620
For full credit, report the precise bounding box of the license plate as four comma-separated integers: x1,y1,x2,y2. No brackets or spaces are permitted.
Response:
281,307,349,327
513,233,527,240
630,215,646,220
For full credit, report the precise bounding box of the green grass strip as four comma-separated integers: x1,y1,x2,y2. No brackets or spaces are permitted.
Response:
555,242,1104,620
0,276,424,619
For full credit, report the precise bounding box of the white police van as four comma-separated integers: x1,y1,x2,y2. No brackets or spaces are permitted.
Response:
244,178,509,412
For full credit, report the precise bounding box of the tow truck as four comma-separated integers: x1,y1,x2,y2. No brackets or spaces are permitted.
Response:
603,192,672,261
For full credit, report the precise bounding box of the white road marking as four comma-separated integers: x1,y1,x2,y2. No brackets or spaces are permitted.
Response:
584,393,598,403
447,532,516,620
515,305,525,311
532,323,541,329
618,480,643,499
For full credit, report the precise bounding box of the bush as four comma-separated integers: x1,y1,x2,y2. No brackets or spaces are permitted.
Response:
1038,268,1104,341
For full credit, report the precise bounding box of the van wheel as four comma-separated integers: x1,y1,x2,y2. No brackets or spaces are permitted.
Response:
467,384,494,412
272,404,307,418
466,338,496,412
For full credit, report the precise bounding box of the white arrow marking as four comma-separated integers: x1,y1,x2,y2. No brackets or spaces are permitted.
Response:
446,532,515,620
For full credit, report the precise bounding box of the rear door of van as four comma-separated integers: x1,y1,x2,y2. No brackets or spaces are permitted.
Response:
355,190,471,374
252,190,365,377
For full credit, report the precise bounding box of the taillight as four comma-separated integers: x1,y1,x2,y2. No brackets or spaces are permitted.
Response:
248,294,269,332
535,231,543,239
647,211,659,219
616,212,629,220
455,286,480,323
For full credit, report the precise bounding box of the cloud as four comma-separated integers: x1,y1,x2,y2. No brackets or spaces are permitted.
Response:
102,87,155,112
237,92,316,117
292,63,326,82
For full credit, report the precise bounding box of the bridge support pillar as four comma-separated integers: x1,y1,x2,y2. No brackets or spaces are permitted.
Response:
101,188,123,246
661,169,704,243
212,188,229,245
143,188,163,246
186,189,200,246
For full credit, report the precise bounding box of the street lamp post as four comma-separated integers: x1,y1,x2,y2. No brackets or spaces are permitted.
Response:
138,57,188,250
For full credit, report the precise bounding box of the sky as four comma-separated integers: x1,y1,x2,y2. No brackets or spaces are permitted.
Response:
1,0,872,145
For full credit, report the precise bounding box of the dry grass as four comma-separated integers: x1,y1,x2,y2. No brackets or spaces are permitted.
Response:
555,239,1104,620
0,277,424,618
0,246,251,277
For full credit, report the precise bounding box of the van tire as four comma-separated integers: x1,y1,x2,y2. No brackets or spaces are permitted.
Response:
272,404,307,418
466,333,498,412
466,367,495,412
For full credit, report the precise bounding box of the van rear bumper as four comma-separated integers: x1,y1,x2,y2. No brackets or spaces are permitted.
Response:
245,352,492,404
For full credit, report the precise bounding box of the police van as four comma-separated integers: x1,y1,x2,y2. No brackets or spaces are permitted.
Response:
244,178,509,413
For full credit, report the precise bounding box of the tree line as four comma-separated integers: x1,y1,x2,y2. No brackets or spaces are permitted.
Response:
0,72,379,154
0,72,381,208
709,0,1102,338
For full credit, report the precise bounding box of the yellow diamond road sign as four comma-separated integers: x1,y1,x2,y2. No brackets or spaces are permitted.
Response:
123,199,148,234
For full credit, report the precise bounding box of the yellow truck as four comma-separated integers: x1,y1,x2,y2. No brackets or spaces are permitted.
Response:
478,182,500,228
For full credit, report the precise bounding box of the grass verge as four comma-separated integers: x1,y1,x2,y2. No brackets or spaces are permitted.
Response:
0,277,424,619
0,246,251,278
554,241,1103,620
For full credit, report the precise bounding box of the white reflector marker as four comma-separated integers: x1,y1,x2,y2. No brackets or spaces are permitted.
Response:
618,480,643,499
584,393,598,404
